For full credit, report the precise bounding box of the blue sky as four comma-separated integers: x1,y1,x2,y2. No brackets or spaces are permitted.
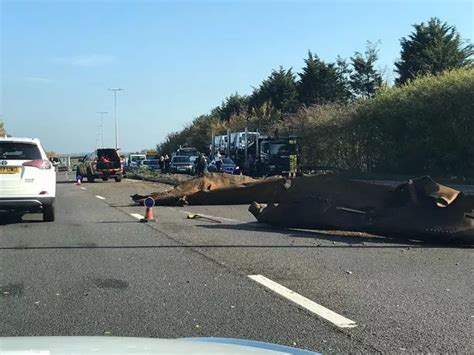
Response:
1,0,472,153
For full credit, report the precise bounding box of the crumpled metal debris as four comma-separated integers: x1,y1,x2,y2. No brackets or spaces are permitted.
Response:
132,173,287,206
249,175,474,244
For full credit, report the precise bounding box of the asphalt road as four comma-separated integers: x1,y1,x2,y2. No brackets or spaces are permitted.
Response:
1,173,472,354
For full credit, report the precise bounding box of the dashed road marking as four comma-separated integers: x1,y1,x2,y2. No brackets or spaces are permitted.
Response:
95,195,106,200
80,187,86,190
130,213,145,220
178,210,238,222
125,178,139,182
248,274,357,328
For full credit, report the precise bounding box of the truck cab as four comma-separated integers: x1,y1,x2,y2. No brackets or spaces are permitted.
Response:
256,137,299,176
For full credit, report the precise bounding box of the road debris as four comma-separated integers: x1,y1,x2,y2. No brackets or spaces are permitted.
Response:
187,214,222,223
249,175,474,244
132,173,287,206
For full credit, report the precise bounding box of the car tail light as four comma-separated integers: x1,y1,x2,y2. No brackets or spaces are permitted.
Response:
23,159,52,169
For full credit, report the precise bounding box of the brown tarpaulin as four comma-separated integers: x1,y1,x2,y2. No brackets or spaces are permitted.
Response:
249,175,474,244
132,173,288,206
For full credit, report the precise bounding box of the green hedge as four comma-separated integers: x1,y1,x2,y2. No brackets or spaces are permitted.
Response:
284,68,474,178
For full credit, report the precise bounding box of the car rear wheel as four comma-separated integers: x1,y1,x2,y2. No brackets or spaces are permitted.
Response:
114,176,122,182
43,204,55,222
102,177,109,181
87,170,95,183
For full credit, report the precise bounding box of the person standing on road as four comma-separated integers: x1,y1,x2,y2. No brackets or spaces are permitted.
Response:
164,154,170,173
159,155,165,170
202,154,208,175
196,153,208,176
216,157,223,172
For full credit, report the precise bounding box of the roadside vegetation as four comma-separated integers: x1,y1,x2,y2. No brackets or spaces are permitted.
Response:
0,121,6,136
157,17,473,178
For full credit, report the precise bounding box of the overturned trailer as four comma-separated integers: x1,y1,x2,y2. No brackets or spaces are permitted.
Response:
132,173,287,206
249,175,474,244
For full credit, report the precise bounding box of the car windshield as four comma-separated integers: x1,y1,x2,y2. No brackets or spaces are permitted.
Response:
173,156,190,163
0,142,42,160
2,2,473,354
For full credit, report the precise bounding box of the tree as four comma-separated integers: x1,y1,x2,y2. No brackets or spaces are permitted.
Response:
0,121,5,136
350,42,383,98
250,67,299,114
297,51,351,106
215,93,249,121
395,17,473,85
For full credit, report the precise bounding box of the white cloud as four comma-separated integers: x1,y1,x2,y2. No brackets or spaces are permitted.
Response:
24,76,53,84
53,54,116,67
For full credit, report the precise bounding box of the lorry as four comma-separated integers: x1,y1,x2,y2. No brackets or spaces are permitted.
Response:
227,132,299,176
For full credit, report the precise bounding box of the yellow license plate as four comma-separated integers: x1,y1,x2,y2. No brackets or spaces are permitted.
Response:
0,166,20,174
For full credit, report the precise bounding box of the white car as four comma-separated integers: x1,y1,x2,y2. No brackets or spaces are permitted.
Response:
0,137,56,221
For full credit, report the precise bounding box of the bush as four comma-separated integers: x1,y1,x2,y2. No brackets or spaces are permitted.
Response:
278,68,474,177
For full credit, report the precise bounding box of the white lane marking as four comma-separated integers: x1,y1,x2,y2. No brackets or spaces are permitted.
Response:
248,274,357,328
130,213,145,220
178,210,238,222
125,178,139,182
95,195,106,200
80,187,86,190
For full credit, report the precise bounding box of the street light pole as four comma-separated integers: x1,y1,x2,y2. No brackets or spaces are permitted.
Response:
96,111,108,148
107,88,124,149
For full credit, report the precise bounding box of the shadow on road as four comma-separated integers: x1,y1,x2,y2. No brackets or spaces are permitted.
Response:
0,213,43,225
0,244,467,250
196,222,470,248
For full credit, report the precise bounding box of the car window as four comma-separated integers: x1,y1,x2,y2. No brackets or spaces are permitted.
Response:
0,142,42,160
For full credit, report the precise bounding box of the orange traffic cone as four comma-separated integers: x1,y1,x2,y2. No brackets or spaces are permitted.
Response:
140,206,156,222
140,197,156,222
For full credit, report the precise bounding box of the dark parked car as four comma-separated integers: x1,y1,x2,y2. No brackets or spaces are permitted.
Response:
77,148,123,182
170,156,195,174
208,157,239,174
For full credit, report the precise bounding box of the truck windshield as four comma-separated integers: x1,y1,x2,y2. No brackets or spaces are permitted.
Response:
269,144,290,155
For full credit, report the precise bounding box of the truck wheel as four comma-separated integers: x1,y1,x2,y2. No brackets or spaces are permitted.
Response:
102,177,109,182
114,176,122,182
43,204,55,222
